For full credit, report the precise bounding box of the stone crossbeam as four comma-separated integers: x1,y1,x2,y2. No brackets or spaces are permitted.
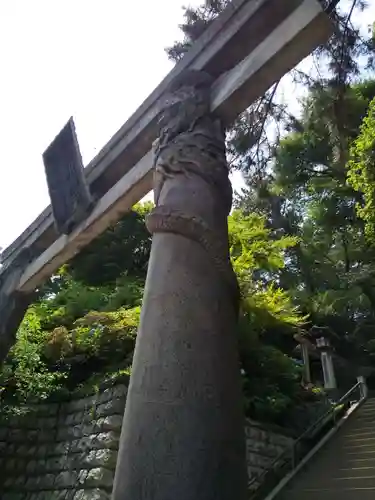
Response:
2,0,332,294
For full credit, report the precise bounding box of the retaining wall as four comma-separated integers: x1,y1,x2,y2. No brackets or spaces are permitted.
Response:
0,384,294,499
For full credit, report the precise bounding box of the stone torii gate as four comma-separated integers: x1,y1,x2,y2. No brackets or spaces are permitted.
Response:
0,1,333,499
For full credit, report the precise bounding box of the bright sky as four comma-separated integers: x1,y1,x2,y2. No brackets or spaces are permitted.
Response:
0,0,374,252
0,0,205,250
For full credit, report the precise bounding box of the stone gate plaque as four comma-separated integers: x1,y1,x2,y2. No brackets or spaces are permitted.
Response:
43,117,93,235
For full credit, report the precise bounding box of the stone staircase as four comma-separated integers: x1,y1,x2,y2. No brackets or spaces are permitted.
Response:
278,397,375,499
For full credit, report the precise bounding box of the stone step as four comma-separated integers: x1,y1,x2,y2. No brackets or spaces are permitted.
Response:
344,432,375,440
346,425,375,433
356,406,375,413
274,403,375,499
301,461,375,478
298,455,375,474
280,488,375,500
297,474,375,490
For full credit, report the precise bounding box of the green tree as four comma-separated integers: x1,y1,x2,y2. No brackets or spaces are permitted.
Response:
166,0,375,372
256,80,375,367
1,204,308,424
6,0,374,422
67,202,153,287
348,96,375,243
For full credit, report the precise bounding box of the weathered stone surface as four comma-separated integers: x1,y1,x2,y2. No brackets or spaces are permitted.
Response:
6,442,18,455
25,460,37,474
56,424,86,442
95,398,124,418
111,384,127,399
52,441,71,456
0,382,123,499
40,473,56,490
5,458,17,472
34,444,49,458
244,420,294,491
87,432,119,451
35,403,60,417
77,470,89,485
43,117,93,235
247,439,283,457
72,411,88,426
112,70,246,500
95,415,123,432
41,416,58,430
83,468,113,488
96,388,112,404
8,428,27,443
16,444,37,457
83,449,118,469
37,429,54,443
63,396,96,415
247,465,265,477
73,489,110,500
0,249,35,364
2,494,27,500
19,415,39,430
0,378,294,500
26,429,40,442
55,470,79,489
48,490,70,500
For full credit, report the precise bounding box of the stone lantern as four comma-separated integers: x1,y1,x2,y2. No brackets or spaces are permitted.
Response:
313,329,337,391
294,333,314,385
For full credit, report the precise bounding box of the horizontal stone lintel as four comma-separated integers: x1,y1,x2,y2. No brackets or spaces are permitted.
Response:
1,0,331,293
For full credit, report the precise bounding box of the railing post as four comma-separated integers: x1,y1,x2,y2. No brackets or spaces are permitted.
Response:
357,375,368,400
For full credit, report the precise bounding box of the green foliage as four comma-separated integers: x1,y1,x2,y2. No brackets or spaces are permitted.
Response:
0,308,66,409
4,0,375,430
239,326,303,424
43,307,139,363
347,97,375,243
227,210,307,421
229,210,304,341
67,203,153,287
244,78,375,367
166,0,228,62
0,209,148,408
242,284,305,335
1,202,307,425
1,303,139,407
229,210,298,285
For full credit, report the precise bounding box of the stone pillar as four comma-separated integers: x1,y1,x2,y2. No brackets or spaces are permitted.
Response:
317,337,337,390
112,71,248,500
294,334,311,385
357,375,368,399
0,249,34,363
301,343,311,384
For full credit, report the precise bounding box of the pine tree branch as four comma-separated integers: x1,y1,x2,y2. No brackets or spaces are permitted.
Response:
326,0,342,15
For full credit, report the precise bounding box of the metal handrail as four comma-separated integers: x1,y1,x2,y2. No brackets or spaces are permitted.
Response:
248,380,365,497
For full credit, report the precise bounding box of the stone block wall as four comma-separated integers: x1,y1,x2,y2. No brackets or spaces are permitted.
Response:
0,384,294,499
0,382,128,500
245,419,294,491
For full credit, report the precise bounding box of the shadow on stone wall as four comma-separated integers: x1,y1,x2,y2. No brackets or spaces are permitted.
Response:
0,382,128,500
0,384,295,500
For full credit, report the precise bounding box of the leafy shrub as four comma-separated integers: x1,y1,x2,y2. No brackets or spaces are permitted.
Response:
1,206,307,427
0,308,66,408
1,303,139,408
239,324,303,423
